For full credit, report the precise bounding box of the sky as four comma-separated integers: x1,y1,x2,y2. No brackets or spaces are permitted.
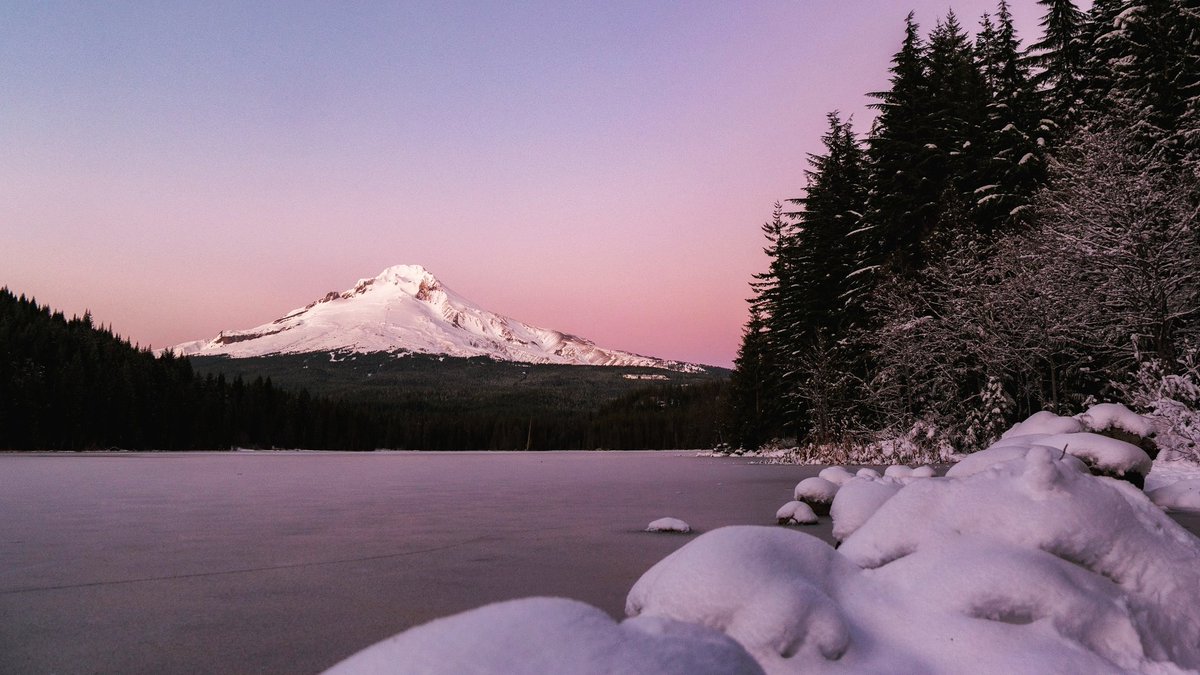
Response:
1,1,1048,368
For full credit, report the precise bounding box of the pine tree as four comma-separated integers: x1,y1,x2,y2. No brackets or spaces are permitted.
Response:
783,111,868,335
1027,0,1087,125
864,12,936,274
1099,0,1200,166
974,0,1046,232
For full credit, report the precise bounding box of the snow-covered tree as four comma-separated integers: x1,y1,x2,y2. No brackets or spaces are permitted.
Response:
1027,0,1087,124
974,1,1046,232
1032,127,1200,368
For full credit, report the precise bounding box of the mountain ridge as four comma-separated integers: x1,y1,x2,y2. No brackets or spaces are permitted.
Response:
172,265,705,372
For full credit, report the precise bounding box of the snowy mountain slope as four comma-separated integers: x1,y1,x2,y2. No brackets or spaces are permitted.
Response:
172,265,703,372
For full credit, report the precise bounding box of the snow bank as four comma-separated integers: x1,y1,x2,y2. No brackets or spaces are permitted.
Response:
828,477,903,542
646,517,691,533
1147,479,1200,511
324,597,763,675
1037,431,1152,477
840,446,1200,671
632,449,1200,673
956,409,1153,486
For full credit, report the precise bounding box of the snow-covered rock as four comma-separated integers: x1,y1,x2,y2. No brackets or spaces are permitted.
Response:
170,265,703,371
646,517,691,533
1001,410,1085,439
818,466,856,486
323,597,763,674
883,464,913,478
910,465,936,478
632,449,1200,673
1075,403,1155,438
627,527,856,669
955,410,1152,487
792,477,838,516
1036,432,1153,485
775,501,818,526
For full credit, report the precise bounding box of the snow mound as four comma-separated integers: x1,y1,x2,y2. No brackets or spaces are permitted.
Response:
1147,479,1200,511
840,446,1200,670
910,465,936,478
775,501,818,525
952,410,1151,486
1037,432,1153,477
818,466,856,486
1001,410,1085,439
323,597,763,675
646,517,691,533
626,527,856,668
883,464,912,478
793,477,838,503
829,477,903,542
1075,402,1156,438
854,468,880,479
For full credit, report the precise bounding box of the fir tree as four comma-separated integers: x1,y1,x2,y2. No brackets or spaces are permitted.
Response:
1027,0,1087,124
864,12,936,274
974,0,1045,232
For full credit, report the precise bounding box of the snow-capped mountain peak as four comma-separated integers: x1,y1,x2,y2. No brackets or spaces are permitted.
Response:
171,265,703,372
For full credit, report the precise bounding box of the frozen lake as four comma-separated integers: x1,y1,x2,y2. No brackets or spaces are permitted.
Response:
4,451,1198,674
0,451,832,674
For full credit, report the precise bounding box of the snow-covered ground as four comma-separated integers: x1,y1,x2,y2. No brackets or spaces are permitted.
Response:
327,406,1200,674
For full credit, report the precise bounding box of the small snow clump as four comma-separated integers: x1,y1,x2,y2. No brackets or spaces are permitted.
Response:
646,517,691,533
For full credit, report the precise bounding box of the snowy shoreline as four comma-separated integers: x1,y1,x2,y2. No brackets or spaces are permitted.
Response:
327,405,1200,674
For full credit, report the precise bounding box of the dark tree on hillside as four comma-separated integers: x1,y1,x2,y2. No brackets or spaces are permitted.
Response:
974,1,1046,231
1027,0,1087,124
1095,0,1200,167
864,12,937,275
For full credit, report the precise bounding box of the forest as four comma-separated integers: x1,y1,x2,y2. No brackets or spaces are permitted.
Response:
727,0,1200,459
0,288,726,450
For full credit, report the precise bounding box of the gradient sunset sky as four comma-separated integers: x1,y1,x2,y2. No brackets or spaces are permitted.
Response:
2,1,1050,367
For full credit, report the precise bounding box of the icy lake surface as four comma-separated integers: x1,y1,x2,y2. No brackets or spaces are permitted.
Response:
0,451,838,674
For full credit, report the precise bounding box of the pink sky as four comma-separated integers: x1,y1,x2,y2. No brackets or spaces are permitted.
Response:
1,1,1049,367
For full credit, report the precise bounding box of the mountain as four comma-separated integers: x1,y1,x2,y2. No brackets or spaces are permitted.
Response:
172,265,704,372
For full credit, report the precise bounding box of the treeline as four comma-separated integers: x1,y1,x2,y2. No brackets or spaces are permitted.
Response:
0,288,727,450
0,288,385,449
729,0,1200,453
368,381,727,451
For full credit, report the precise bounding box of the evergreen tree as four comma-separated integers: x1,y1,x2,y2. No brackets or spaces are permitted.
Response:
1099,0,1200,166
783,111,868,336
864,12,936,275
974,0,1046,232
1027,0,1087,124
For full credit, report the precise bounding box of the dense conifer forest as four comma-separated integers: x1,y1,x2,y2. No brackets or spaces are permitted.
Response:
0,288,727,450
728,0,1200,456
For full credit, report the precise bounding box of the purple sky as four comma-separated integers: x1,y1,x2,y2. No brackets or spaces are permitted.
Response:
1,1,1050,367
